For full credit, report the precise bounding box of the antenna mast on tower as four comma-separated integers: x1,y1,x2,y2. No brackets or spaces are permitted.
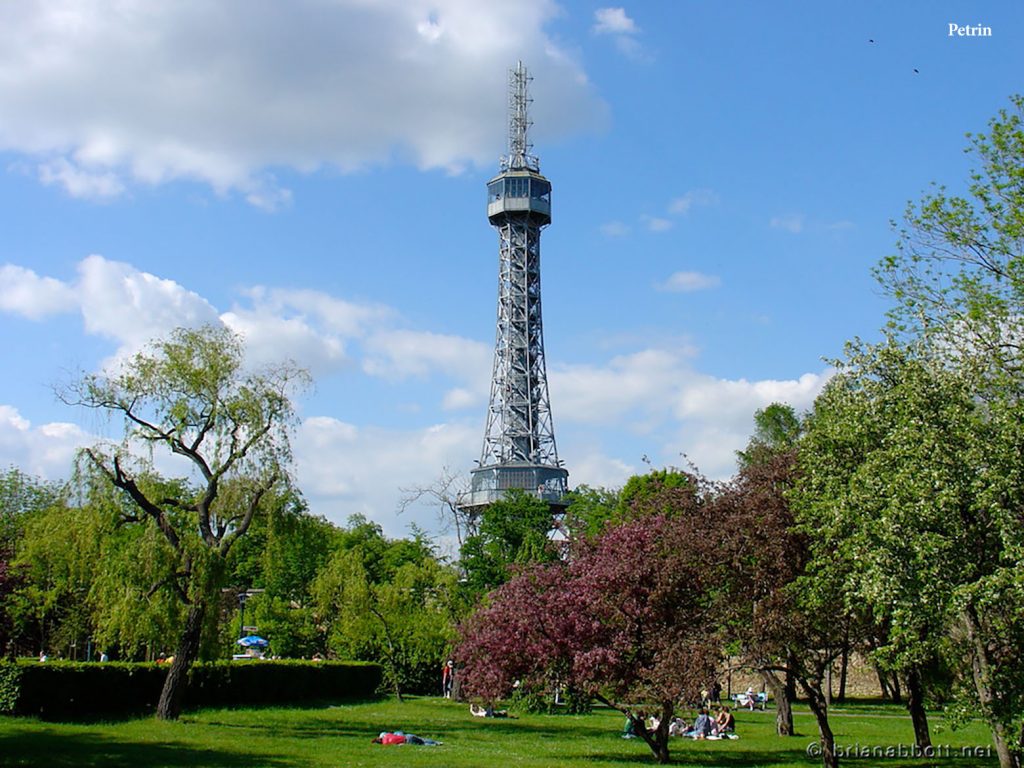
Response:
502,61,540,173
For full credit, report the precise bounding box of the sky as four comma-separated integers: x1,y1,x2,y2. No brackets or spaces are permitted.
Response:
1,1,1021,540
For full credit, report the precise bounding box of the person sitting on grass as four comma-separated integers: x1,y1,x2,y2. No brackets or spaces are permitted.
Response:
668,717,689,737
685,708,713,739
714,706,735,735
372,731,442,746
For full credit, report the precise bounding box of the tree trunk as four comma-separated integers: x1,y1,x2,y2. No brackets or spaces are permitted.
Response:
637,700,674,764
800,678,838,768
785,653,797,701
156,602,205,721
962,608,1019,768
876,666,891,700
904,666,931,753
760,668,794,736
837,625,850,702
602,695,673,766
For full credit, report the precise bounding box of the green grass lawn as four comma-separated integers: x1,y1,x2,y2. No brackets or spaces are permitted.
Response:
0,697,1000,767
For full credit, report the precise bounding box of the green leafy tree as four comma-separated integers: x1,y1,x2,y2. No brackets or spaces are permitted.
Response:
65,325,307,720
870,94,1024,768
877,94,1024,391
224,490,336,658
458,489,557,596
562,484,620,542
13,499,102,658
736,403,802,469
617,469,695,519
311,523,458,698
0,468,61,656
796,341,1024,767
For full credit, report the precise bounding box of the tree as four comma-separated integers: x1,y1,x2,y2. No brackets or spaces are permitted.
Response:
224,490,336,658
795,341,1024,767
735,403,802,469
877,94,1024,391
0,468,61,657
712,449,802,738
65,325,307,720
562,484,620,542
311,520,459,698
458,489,557,596
458,512,720,765
617,469,696,519
14,496,106,659
398,467,476,548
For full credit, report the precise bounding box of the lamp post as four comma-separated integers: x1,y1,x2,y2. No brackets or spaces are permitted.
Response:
237,591,249,639
236,588,264,639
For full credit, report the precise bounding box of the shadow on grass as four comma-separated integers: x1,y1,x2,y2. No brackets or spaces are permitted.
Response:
580,742,806,766
581,743,998,767
0,728,292,768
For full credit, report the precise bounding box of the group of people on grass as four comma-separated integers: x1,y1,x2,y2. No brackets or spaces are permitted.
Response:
676,705,736,739
627,705,737,741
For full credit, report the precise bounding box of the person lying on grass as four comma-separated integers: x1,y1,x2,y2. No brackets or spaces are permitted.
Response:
470,703,511,718
371,731,442,745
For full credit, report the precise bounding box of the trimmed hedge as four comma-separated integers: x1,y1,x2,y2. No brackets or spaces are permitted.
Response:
4,659,382,720
0,660,21,714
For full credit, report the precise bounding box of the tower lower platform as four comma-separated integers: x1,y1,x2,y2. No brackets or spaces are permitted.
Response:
458,462,569,516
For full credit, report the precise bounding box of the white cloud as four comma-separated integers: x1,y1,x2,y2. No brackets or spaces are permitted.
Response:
550,350,831,479
38,157,125,200
674,372,827,422
669,189,719,215
76,255,220,351
592,7,645,59
770,214,805,234
551,349,684,425
657,271,721,293
442,387,480,411
0,253,833,533
0,264,78,319
243,287,393,338
565,450,636,491
220,308,348,375
363,329,491,385
643,215,673,232
223,286,394,375
593,7,638,35
599,220,630,237
0,1,605,203
294,416,478,535
0,405,90,480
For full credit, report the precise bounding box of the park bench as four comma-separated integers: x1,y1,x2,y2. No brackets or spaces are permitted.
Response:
731,691,768,710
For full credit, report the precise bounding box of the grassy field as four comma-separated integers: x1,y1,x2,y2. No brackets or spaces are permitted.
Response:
0,697,1000,767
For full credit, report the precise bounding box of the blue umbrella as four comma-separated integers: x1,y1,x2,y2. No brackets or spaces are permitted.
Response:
237,635,269,648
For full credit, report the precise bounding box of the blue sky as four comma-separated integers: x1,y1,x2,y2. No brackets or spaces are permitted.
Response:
1,1,1021,539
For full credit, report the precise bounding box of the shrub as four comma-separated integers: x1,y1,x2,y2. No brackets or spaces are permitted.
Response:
8,660,381,719
0,660,21,714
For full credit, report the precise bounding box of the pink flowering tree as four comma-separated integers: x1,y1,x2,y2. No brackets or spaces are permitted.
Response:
457,514,721,764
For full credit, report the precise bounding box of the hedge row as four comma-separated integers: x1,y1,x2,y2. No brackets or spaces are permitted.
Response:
0,659,382,719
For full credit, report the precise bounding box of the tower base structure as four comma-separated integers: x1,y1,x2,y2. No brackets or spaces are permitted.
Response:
458,462,569,517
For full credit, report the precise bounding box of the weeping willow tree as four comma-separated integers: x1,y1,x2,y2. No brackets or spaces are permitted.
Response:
65,325,308,720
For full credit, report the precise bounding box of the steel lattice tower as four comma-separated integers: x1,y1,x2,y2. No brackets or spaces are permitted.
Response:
461,62,569,515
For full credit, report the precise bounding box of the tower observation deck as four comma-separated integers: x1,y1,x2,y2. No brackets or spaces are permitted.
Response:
459,62,569,516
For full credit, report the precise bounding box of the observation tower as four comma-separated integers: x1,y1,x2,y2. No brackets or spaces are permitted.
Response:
459,62,569,517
